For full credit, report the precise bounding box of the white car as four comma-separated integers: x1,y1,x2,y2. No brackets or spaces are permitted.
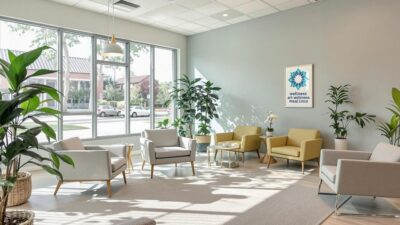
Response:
97,105,121,117
130,106,150,117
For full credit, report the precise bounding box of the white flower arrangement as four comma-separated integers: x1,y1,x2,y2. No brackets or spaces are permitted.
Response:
265,111,278,132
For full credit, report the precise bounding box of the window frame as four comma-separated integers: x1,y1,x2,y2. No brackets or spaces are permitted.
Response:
0,16,178,142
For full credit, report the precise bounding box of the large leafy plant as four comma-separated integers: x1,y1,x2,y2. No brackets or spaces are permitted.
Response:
195,81,220,136
377,88,400,146
326,84,375,139
0,46,74,223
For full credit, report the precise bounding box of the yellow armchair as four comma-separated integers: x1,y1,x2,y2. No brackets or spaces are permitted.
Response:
267,128,322,174
214,126,261,162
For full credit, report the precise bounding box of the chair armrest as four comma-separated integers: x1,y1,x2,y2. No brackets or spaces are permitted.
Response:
55,150,111,181
140,137,155,164
85,144,126,158
320,149,371,166
214,132,234,143
267,136,287,154
300,139,322,161
179,136,196,161
336,159,400,197
241,134,261,151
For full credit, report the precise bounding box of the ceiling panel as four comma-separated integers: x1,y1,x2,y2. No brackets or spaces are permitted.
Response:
48,0,320,36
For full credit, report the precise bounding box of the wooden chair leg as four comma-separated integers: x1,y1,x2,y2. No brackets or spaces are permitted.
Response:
122,171,127,184
256,149,260,159
242,152,245,164
301,161,305,174
267,156,272,168
286,159,289,167
214,150,218,161
54,181,62,196
141,160,146,170
190,161,195,176
150,164,154,179
317,158,320,167
106,180,112,198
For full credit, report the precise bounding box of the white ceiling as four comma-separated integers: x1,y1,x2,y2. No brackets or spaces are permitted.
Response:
49,0,319,36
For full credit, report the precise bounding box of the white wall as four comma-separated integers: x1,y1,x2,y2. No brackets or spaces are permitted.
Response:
0,0,187,74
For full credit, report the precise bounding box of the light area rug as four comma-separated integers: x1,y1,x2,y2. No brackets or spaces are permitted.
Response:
14,154,398,225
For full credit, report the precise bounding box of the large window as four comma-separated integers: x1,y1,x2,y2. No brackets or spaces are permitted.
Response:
0,18,177,141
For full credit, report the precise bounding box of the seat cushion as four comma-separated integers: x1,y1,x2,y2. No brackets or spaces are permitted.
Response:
111,157,126,172
271,146,300,157
54,137,85,150
155,146,191,158
287,128,320,147
370,142,400,162
321,165,337,183
143,129,179,147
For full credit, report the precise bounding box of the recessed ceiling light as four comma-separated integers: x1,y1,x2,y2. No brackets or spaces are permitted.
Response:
222,13,229,17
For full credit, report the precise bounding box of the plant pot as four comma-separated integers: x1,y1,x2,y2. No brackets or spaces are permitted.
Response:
7,172,32,207
266,131,273,137
5,210,34,225
334,138,348,150
194,135,211,153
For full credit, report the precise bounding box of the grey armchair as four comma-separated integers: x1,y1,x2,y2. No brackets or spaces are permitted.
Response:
140,129,196,178
318,142,400,215
52,137,127,197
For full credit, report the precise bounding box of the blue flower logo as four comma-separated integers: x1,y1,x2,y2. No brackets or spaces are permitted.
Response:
288,68,308,90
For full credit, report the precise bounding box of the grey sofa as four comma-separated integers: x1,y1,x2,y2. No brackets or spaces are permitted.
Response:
52,137,127,197
319,142,400,215
140,129,196,178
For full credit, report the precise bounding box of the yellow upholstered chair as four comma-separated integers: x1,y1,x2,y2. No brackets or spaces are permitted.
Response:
214,126,261,162
267,128,322,174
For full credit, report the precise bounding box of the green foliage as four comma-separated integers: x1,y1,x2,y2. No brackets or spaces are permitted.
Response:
378,88,400,146
195,81,221,136
326,84,375,139
156,118,170,129
0,46,74,219
171,118,186,137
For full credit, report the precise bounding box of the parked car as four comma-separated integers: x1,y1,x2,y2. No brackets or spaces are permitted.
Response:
97,105,121,117
130,106,150,117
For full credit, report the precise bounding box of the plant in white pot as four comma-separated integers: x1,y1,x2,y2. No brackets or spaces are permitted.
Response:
0,46,74,225
326,84,376,150
265,111,278,137
377,87,400,146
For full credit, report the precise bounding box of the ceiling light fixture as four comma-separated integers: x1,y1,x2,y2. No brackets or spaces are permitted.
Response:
222,13,229,17
103,0,124,57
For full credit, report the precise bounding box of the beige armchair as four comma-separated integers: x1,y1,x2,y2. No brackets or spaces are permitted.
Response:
52,137,127,197
319,142,400,216
214,126,261,162
140,129,196,179
267,128,322,173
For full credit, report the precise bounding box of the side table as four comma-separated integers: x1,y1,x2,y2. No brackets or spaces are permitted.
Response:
125,144,134,173
259,136,277,164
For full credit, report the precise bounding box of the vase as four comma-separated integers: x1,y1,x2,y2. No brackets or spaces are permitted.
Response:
334,138,348,150
266,131,273,137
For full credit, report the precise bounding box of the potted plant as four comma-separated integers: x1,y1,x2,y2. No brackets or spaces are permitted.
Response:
377,88,400,146
0,46,74,224
265,111,278,137
194,81,221,152
165,74,203,138
326,84,376,149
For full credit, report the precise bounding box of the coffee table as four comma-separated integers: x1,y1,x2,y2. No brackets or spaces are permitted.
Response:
207,144,241,168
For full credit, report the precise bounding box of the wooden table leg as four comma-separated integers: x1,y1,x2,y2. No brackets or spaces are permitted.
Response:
260,154,277,164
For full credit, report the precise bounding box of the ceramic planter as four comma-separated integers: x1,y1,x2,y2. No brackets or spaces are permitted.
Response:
334,138,348,150
194,135,211,152
266,131,273,137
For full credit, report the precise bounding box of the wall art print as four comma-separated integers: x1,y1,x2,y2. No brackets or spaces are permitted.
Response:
285,64,313,108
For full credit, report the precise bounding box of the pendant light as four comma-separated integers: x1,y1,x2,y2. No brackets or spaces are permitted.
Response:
103,0,124,57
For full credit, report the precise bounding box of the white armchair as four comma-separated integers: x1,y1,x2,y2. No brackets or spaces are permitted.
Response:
52,137,127,197
140,129,196,178
318,142,400,215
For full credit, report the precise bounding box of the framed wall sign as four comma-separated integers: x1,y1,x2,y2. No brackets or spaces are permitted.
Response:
285,64,313,108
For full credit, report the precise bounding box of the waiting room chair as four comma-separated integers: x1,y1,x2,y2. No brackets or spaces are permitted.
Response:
267,128,322,173
319,142,400,216
214,125,262,163
52,137,127,198
140,129,196,178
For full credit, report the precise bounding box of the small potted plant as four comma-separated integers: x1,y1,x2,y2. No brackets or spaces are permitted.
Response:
265,111,278,137
0,46,74,224
326,84,376,149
